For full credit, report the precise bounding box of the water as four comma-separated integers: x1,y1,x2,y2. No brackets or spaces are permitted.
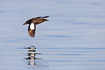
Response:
0,0,105,70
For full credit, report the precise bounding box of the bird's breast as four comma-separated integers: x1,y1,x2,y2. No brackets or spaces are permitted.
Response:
30,23,35,30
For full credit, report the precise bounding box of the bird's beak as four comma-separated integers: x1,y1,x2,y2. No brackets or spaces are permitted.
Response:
23,23,27,25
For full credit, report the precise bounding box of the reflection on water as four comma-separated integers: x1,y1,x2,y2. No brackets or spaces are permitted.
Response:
25,46,43,69
0,0,105,70
25,46,36,66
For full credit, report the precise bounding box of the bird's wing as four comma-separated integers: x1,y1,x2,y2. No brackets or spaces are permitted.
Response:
28,29,35,37
28,23,36,37
36,16,49,18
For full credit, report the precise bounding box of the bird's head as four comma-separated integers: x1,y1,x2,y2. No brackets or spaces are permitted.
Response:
23,23,27,25
23,20,32,25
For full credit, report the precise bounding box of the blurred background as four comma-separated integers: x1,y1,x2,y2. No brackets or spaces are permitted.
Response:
0,0,105,70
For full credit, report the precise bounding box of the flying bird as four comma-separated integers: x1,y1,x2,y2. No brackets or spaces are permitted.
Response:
23,16,49,37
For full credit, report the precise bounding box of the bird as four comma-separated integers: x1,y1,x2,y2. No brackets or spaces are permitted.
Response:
23,16,49,37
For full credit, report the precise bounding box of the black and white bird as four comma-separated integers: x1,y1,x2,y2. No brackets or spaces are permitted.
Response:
23,16,49,37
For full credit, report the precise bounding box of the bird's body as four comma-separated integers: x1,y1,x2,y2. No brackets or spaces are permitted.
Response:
23,16,49,37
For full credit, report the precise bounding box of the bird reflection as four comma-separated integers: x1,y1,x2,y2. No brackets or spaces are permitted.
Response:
25,46,42,66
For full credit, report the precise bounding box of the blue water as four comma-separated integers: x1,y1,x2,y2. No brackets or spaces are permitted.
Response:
0,0,105,70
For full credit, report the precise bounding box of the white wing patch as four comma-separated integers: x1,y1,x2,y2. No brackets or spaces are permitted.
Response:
30,23,35,30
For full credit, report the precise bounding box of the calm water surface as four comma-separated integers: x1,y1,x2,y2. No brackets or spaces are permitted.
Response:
0,0,105,70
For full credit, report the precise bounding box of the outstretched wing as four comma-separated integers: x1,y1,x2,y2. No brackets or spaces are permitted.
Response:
28,23,36,37
36,16,49,18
